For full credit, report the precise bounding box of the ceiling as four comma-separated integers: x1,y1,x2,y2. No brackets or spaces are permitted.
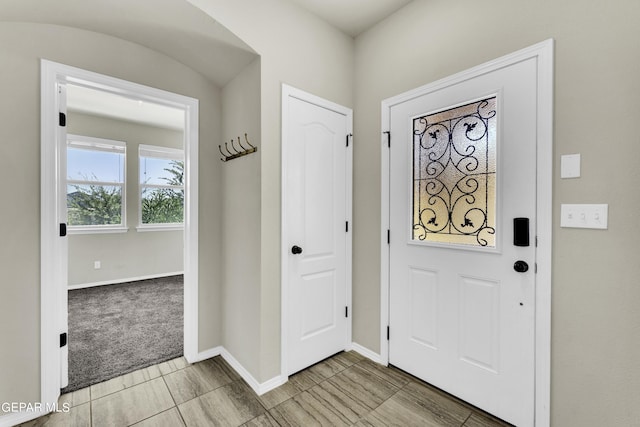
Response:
287,0,412,36
0,0,258,87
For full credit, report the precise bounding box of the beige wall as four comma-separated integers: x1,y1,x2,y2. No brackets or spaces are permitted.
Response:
353,0,640,425
190,0,355,381
221,58,262,376
0,22,224,406
67,113,184,286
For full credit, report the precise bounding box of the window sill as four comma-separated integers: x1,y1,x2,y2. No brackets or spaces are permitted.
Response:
136,224,184,232
68,226,129,235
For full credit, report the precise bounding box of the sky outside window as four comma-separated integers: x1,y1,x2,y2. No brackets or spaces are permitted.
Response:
67,148,124,182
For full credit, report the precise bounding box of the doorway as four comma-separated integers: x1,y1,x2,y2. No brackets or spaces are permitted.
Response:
281,84,353,376
40,60,200,404
63,83,186,391
381,40,553,426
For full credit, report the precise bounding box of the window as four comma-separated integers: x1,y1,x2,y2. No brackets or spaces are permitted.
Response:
139,144,184,229
66,135,127,232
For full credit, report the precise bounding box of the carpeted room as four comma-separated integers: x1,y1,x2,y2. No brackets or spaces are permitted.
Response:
64,275,184,392
63,97,188,392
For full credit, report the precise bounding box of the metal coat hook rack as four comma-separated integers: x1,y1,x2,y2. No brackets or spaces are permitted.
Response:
219,133,257,162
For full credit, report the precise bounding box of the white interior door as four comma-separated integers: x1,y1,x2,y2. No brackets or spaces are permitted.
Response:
283,86,352,376
57,82,69,389
389,57,537,426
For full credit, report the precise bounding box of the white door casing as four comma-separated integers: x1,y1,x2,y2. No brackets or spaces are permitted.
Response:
381,40,553,427
40,60,199,406
281,84,353,376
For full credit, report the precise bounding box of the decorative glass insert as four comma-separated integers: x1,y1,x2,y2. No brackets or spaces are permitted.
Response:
412,97,497,247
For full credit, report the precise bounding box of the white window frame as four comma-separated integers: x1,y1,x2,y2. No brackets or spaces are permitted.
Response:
66,134,128,234
137,144,185,231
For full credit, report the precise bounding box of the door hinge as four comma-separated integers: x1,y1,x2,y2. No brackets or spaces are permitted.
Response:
60,332,67,348
384,131,390,148
535,236,538,247
535,263,538,274
387,326,390,341
387,229,390,244
59,112,66,127
345,306,348,318
59,223,67,237
346,133,352,147
346,221,349,232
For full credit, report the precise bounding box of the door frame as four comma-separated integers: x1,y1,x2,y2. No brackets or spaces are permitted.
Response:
380,39,554,426
280,84,353,377
40,59,199,406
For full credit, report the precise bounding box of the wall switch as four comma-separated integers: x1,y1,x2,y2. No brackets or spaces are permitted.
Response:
561,154,581,178
94,261,101,269
560,204,608,229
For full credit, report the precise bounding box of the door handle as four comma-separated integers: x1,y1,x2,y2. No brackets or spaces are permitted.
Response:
291,245,303,255
513,260,529,273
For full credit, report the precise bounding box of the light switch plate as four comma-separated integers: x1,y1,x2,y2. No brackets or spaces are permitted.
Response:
561,154,581,178
560,204,608,229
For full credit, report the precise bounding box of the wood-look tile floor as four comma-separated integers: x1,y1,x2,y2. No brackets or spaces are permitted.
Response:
20,351,511,427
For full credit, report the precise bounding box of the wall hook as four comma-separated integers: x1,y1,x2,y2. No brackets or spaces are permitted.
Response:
219,133,257,162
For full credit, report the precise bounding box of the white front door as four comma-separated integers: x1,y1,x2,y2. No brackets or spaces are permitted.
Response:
283,85,352,375
388,56,538,425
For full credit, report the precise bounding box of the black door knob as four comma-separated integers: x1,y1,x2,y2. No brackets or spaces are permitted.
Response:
291,245,303,255
514,260,529,273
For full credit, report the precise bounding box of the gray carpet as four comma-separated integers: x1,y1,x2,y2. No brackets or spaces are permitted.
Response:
62,275,183,393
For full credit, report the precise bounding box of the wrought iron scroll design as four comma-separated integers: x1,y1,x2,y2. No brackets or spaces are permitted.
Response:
412,98,497,246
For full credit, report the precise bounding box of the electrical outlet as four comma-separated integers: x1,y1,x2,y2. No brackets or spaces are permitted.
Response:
560,204,608,229
94,261,101,269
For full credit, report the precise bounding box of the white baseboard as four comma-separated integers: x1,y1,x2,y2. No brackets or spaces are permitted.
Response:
189,346,223,364
256,374,288,396
351,342,384,364
0,409,48,427
220,349,286,396
188,346,286,396
68,271,184,290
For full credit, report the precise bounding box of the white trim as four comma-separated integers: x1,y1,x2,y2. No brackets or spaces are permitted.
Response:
280,83,353,379
68,226,129,235
41,60,199,410
221,348,287,396
380,39,554,427
351,342,384,365
187,346,286,396
256,375,288,396
533,39,554,427
136,225,184,232
67,134,126,151
191,346,223,363
0,409,49,427
139,144,184,160
67,271,184,290
189,346,288,395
